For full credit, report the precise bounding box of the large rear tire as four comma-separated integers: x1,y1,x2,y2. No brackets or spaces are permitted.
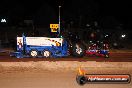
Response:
72,44,85,57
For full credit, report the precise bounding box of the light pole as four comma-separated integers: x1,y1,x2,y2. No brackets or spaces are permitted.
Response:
58,6,61,35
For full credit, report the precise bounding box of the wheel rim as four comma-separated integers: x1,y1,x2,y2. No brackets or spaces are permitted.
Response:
43,51,50,57
30,50,38,57
75,44,82,55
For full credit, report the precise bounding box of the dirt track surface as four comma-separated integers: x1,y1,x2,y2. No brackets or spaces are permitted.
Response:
0,52,132,72
0,52,132,88
0,68,132,88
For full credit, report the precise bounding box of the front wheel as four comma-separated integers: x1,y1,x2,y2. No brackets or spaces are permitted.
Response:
104,54,109,58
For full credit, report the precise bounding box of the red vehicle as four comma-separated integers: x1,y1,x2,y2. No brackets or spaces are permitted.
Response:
85,42,109,58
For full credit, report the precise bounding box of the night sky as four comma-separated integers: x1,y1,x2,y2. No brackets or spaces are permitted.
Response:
0,0,132,28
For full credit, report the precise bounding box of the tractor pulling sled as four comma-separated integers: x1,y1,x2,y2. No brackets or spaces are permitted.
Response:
10,33,109,58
